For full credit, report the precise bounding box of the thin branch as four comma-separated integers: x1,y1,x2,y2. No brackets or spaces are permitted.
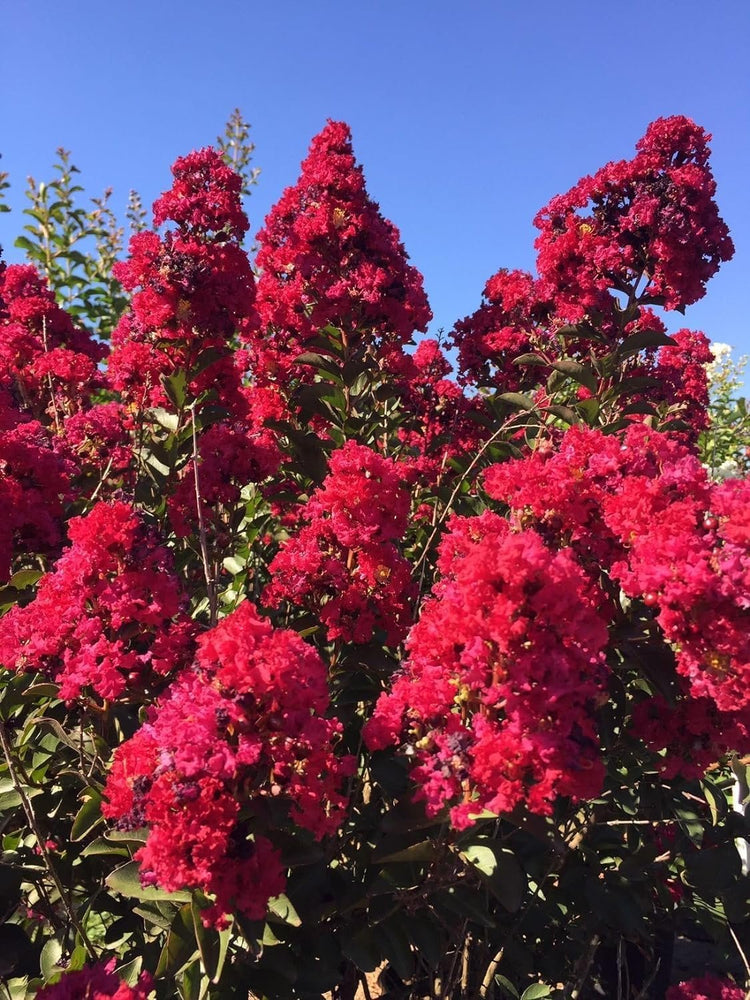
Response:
415,412,526,578
729,922,750,988
190,402,217,625
0,722,97,960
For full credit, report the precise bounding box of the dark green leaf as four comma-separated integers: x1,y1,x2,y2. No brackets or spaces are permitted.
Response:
617,330,676,358
499,392,537,412
549,359,598,393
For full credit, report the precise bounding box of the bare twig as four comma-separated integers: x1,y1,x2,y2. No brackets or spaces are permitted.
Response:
563,934,600,999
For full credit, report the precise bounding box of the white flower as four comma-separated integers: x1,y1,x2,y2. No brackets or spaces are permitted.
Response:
716,458,741,480
709,341,733,360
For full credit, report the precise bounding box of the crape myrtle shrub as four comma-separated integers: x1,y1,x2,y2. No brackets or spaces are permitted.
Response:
0,115,748,1000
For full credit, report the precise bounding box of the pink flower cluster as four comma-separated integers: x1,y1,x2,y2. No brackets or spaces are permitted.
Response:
365,511,611,828
264,441,415,644
0,501,196,700
103,601,353,926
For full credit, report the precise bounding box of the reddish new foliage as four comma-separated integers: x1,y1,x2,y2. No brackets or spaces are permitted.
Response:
365,511,611,828
0,501,196,700
35,961,153,1000
253,120,431,379
265,441,415,644
103,602,353,926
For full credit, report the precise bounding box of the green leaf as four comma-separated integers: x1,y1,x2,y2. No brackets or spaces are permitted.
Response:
380,915,415,981
222,555,245,576
116,958,143,987
433,885,496,927
513,353,547,367
267,893,301,927
106,860,191,903
460,842,525,912
549,359,598,393
9,570,43,590
80,837,130,858
341,927,381,974
150,407,180,432
191,898,230,983
105,827,149,843
161,370,188,410
13,235,38,254
494,974,520,998
520,985,552,999
545,403,578,424
40,938,63,980
70,792,103,841
156,904,199,979
375,840,440,863
617,329,676,358
499,392,537,411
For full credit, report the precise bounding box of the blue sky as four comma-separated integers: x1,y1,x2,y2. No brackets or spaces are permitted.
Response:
3,0,749,375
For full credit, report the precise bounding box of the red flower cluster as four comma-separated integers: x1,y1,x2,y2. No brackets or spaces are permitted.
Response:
534,116,734,320
0,501,195,700
264,441,415,644
666,976,746,1000
650,328,714,438
0,264,105,424
451,269,552,389
36,961,153,1000
394,339,489,484
0,401,73,582
103,602,352,926
168,418,281,541
485,423,750,770
365,511,611,828
107,148,256,410
253,120,431,380
152,147,249,239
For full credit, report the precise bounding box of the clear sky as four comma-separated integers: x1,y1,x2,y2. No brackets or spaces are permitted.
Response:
2,0,749,373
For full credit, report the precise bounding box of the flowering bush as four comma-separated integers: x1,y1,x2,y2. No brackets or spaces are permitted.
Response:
0,115,748,1000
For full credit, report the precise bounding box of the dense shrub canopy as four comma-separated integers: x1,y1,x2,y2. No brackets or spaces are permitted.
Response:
0,115,748,1000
